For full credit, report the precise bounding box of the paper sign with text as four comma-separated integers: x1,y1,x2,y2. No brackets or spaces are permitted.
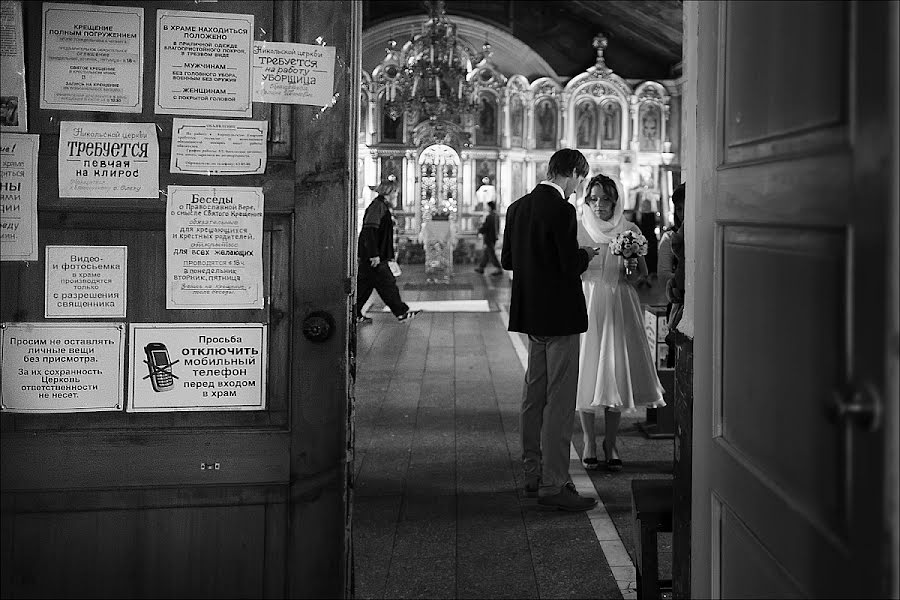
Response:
40,2,143,112
170,118,268,175
155,9,253,118
1,322,125,412
128,323,267,412
1,0,28,130
166,185,264,309
0,132,39,261
252,41,335,106
45,245,127,318
58,121,159,198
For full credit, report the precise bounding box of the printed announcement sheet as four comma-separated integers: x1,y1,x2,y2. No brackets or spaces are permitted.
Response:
1,0,28,131
166,185,264,310
0,132,38,261
58,121,159,198
45,245,127,319
40,2,143,112
252,41,336,106
170,118,267,175
156,9,253,118
0,322,125,413
128,323,267,412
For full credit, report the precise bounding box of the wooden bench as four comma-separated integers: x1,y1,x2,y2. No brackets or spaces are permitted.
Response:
631,478,674,600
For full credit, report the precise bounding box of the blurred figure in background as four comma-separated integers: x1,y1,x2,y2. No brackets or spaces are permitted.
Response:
475,200,502,276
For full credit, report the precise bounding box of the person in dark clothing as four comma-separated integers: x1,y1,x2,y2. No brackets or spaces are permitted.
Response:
501,148,600,512
636,198,659,285
356,180,421,324
475,200,502,275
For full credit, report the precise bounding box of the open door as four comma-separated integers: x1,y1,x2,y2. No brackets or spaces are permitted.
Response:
1,1,359,597
688,1,896,597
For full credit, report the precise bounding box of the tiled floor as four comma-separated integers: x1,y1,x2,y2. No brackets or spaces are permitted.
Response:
352,265,673,599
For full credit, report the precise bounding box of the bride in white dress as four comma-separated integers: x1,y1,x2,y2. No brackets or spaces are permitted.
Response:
575,174,665,471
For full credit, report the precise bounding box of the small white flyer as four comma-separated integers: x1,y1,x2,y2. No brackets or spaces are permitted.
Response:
0,132,39,261
170,118,268,175
166,185,264,310
1,0,28,131
58,121,159,198
40,2,144,113
45,245,128,319
252,41,336,106
155,9,253,118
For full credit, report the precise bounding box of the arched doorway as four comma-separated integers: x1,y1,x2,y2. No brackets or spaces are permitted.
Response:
417,144,461,221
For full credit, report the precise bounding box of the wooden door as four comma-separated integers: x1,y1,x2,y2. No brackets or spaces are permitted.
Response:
0,1,359,597
689,1,896,597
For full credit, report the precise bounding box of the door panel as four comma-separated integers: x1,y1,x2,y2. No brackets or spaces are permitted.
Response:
692,1,892,597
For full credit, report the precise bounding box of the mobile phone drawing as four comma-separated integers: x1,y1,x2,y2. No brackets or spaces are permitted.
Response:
144,342,175,392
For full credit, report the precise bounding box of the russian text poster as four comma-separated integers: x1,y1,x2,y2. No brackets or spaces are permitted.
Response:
1,0,28,131
40,2,143,113
45,245,127,319
252,41,336,106
0,322,125,412
166,185,263,309
58,121,159,198
0,132,38,261
128,323,267,412
155,10,253,118
170,118,268,175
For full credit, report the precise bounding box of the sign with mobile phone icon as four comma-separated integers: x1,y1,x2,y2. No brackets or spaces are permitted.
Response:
128,323,266,412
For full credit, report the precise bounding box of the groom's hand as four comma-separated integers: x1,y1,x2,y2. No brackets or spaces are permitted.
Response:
580,246,599,259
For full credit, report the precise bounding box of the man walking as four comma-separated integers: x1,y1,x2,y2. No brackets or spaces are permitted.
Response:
475,200,502,276
501,149,599,512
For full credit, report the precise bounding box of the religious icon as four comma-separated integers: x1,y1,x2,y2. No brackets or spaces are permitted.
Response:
510,96,524,144
477,96,496,145
535,99,557,149
640,104,660,151
601,101,621,148
576,102,597,148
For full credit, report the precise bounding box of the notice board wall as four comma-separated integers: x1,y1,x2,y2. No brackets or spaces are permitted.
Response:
0,1,357,597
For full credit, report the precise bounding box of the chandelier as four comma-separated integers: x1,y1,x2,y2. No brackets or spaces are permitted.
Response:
384,0,479,123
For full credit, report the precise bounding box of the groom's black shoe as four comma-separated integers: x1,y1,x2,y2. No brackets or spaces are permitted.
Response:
538,482,597,512
523,475,540,498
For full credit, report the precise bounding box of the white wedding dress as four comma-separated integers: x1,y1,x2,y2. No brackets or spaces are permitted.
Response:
575,219,665,413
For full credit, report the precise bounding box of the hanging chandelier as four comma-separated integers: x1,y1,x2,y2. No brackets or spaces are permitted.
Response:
384,0,479,123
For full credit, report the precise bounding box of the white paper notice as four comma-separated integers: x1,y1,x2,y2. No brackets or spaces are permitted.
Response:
1,0,28,131
40,2,143,113
166,185,264,310
45,245,127,319
0,322,125,413
170,118,268,175
252,41,336,106
156,10,253,118
58,121,159,198
0,132,38,261
128,323,267,412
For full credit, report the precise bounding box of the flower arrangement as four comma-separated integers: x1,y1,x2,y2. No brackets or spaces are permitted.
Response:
609,230,648,276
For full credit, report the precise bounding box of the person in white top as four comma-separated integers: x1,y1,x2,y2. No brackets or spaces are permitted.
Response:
574,174,666,471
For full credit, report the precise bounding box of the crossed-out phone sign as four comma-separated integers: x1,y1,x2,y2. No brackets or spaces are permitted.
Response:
142,358,181,381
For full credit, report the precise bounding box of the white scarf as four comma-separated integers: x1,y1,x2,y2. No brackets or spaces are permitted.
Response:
580,184,627,245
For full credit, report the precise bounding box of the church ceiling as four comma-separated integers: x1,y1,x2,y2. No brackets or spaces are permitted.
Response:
362,0,684,80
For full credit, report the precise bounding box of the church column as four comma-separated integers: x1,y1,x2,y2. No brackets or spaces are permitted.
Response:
501,92,511,149
660,102,669,149
629,96,640,151
461,151,474,213
559,92,571,148
404,149,418,231
498,152,511,212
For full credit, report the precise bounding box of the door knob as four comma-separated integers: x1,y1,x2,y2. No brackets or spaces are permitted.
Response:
302,311,335,343
830,381,882,433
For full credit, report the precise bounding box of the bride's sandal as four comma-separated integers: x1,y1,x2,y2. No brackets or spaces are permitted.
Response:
582,456,600,471
603,440,623,472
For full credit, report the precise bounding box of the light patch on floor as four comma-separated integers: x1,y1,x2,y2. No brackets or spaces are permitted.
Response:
381,299,492,312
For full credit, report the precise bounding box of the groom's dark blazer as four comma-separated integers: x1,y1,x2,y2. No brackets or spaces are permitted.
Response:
501,183,591,336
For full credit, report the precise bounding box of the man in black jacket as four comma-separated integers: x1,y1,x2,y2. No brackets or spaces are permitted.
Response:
475,200,502,275
356,180,420,324
501,149,599,512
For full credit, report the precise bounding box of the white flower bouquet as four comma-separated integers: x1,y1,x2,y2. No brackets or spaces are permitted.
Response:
609,230,648,276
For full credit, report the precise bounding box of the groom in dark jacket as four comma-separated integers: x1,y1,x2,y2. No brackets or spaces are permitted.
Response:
501,148,599,512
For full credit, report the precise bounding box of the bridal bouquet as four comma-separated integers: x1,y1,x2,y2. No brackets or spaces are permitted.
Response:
609,230,648,276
